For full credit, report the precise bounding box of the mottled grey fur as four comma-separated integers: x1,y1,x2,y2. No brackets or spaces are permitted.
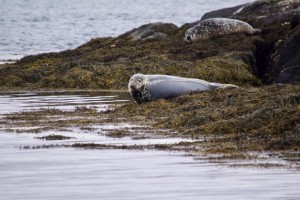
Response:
184,18,260,42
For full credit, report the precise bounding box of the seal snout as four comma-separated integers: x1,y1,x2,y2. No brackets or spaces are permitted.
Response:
185,35,192,42
129,82,137,91
183,35,192,43
129,78,143,91
129,79,137,90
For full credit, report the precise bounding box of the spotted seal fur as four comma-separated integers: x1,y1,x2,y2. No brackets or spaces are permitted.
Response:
184,18,261,42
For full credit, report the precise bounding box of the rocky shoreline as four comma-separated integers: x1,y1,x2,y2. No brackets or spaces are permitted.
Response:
0,0,299,166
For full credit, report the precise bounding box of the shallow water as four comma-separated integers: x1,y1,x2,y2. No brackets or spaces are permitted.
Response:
0,90,130,114
0,0,253,61
0,91,300,200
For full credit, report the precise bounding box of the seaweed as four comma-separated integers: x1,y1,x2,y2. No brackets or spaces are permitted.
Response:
0,25,259,90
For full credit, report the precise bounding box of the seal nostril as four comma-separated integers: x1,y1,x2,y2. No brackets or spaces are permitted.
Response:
130,84,136,90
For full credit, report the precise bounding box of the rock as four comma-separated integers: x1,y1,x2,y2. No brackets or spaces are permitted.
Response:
232,0,300,26
122,22,178,41
266,25,300,83
201,0,300,26
201,4,246,21
199,0,300,83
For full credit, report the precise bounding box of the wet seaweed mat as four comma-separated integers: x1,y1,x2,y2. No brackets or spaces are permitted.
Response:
0,91,196,151
112,84,300,168
0,88,299,169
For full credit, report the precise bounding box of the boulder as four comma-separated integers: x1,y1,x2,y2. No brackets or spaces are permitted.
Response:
201,4,246,21
232,0,300,26
199,0,300,83
201,0,300,26
266,25,300,83
122,22,178,41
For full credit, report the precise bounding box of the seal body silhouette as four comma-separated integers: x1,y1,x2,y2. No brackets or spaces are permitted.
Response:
128,74,238,104
184,18,261,42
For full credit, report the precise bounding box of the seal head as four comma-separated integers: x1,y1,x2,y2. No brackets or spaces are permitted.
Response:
184,28,195,42
128,74,152,104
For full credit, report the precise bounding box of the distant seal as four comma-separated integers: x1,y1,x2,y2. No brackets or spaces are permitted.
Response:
128,74,238,104
184,18,261,42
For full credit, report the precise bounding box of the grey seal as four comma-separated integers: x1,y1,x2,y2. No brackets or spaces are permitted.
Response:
128,74,238,104
184,18,261,42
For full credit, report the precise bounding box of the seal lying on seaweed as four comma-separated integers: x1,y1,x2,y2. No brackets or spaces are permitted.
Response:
184,18,261,42
128,74,238,104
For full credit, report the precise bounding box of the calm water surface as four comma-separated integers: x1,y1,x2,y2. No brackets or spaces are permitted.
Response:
0,0,253,61
0,92,300,200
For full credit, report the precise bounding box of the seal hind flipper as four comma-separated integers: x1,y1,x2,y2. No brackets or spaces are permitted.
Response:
209,82,239,89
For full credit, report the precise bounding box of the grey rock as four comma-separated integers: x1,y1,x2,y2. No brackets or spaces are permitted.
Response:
122,22,178,41
266,26,300,83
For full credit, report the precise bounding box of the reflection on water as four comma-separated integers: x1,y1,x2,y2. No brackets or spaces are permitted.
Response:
0,91,300,200
0,90,131,114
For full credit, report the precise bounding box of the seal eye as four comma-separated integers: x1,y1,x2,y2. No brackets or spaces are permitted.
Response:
138,79,142,83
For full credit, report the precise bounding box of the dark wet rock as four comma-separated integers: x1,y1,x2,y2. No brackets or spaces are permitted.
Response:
266,25,300,83
232,0,300,27
122,22,178,41
201,4,246,21
201,0,300,26
197,0,300,83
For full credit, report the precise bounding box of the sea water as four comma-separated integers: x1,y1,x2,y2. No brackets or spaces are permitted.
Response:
0,92,300,200
3,1,300,199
